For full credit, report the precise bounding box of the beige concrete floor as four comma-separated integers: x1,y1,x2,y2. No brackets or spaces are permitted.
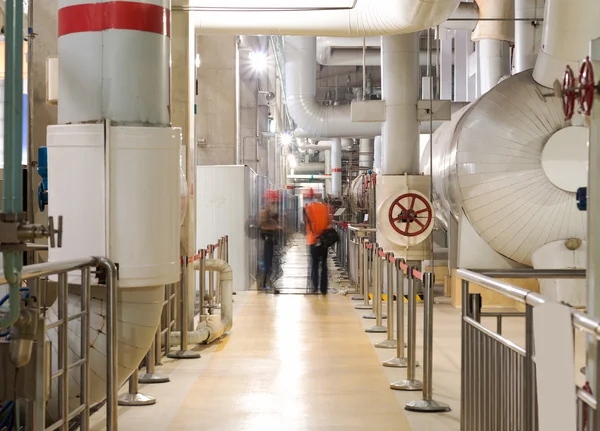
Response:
95,235,586,431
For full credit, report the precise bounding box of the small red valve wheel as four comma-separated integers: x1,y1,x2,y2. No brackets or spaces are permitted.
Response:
579,56,595,116
388,193,433,237
562,65,576,120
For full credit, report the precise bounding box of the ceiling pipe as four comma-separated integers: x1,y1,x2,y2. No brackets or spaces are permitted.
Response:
533,0,600,89
285,36,382,138
316,46,439,66
292,162,326,172
193,0,463,36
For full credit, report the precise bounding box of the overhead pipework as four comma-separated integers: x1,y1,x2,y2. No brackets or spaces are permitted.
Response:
284,36,381,138
192,0,463,36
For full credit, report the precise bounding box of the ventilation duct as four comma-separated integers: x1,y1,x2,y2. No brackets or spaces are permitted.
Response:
284,36,381,138
193,0,462,36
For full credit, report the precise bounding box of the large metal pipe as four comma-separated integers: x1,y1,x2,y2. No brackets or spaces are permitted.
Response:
284,36,381,138
331,138,342,197
514,0,544,73
193,0,463,36
359,138,374,168
381,33,420,175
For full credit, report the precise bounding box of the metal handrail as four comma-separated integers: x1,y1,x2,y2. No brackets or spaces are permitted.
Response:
472,269,586,279
0,258,96,285
348,225,377,233
458,268,600,339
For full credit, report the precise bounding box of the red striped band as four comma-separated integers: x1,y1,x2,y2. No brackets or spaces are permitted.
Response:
332,168,342,173
58,2,170,37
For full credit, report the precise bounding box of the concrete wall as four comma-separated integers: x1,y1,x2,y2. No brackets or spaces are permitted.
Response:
196,35,237,166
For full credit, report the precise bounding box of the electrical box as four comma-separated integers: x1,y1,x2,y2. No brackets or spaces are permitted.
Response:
351,100,385,122
46,56,58,105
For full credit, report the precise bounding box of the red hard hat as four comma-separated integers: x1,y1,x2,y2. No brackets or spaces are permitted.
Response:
263,189,280,202
305,188,315,199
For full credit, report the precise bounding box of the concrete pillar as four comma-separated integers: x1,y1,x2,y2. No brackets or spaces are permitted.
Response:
331,138,342,197
172,3,196,327
381,33,419,175
359,138,374,169
196,35,237,165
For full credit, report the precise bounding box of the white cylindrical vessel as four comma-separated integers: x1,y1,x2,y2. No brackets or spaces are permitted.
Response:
381,33,419,175
48,0,180,413
331,138,342,197
431,70,587,266
373,135,382,174
57,0,171,125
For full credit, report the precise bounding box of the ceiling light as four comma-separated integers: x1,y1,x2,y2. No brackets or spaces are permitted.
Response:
249,51,268,72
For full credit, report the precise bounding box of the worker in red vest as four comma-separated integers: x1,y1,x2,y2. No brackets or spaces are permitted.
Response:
303,188,332,294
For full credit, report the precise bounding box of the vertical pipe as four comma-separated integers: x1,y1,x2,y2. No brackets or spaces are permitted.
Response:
381,33,419,175
358,240,371,309
165,283,173,355
359,138,374,169
80,267,91,431
478,39,511,94
331,138,341,197
181,259,189,347
0,0,25,329
362,37,367,101
208,245,215,308
514,0,544,73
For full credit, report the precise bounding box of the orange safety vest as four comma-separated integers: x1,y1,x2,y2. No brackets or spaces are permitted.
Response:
304,202,330,245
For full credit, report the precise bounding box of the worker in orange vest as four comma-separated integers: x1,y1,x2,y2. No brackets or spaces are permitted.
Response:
303,188,333,294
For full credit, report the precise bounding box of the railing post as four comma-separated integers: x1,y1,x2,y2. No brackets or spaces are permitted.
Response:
167,257,201,359
351,235,364,300
366,248,387,333
461,279,469,431
208,245,215,306
118,368,156,406
355,239,372,310
524,304,535,431
406,272,451,412
198,249,206,315
138,332,170,384
383,260,408,368
375,252,396,348
391,267,422,391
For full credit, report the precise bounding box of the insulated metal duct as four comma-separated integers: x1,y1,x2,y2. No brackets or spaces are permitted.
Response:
193,0,462,36
430,70,586,266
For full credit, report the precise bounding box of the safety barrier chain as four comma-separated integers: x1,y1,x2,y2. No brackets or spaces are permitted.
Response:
118,236,229,407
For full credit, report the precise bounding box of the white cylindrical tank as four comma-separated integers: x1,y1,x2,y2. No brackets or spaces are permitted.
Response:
431,70,587,266
48,0,180,413
57,0,171,125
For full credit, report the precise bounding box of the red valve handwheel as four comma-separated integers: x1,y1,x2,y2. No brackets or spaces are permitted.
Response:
387,193,433,237
562,65,576,121
579,56,595,116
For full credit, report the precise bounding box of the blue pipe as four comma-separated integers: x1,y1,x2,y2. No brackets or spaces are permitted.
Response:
0,0,25,328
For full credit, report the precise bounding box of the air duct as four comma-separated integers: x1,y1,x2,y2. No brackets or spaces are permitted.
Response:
194,0,463,36
284,36,381,138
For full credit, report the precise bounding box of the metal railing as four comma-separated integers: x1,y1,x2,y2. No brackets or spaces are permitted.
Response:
459,268,595,431
0,257,119,431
